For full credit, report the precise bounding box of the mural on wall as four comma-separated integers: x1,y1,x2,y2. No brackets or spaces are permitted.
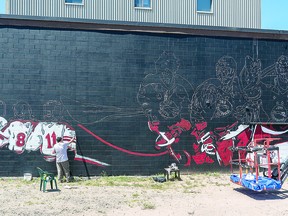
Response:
223,123,288,166
60,96,144,125
135,47,288,167
0,100,110,167
1,37,288,173
261,55,288,122
137,51,193,162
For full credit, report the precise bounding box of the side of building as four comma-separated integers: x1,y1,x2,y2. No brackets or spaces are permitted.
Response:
0,16,287,177
6,0,261,28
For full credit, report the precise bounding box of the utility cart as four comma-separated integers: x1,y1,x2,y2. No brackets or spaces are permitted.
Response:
229,123,288,192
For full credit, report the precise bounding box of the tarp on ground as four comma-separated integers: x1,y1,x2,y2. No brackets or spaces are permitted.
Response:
230,174,282,192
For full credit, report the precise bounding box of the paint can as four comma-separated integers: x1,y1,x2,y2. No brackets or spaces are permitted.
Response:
23,173,32,181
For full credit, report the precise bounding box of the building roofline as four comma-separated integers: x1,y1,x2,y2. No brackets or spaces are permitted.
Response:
1,15,288,41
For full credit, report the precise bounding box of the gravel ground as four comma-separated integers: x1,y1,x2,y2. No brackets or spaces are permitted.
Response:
0,173,287,216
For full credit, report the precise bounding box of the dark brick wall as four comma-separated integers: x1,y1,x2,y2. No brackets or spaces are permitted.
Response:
0,19,288,177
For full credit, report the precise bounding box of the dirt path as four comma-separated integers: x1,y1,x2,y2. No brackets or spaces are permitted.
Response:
0,174,287,216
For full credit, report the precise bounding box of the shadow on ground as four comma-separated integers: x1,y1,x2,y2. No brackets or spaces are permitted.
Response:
234,187,288,200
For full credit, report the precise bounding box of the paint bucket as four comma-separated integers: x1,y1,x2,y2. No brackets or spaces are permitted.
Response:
23,173,32,181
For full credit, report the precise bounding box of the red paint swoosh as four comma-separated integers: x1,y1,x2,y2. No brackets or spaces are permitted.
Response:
78,124,168,157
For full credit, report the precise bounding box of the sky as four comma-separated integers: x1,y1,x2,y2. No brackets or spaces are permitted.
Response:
262,0,288,30
0,0,288,30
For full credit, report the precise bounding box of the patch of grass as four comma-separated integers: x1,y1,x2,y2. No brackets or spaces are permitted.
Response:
132,193,140,198
183,188,200,194
126,198,140,207
0,171,231,193
150,183,166,190
21,178,38,185
69,172,230,190
142,202,156,210
25,201,35,206
71,176,156,188
204,172,221,177
214,182,230,187
0,177,38,186
186,182,205,189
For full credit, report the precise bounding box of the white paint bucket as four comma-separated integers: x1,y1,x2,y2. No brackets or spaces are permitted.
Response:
23,173,32,181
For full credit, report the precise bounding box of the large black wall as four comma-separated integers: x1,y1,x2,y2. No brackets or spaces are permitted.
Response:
0,16,288,177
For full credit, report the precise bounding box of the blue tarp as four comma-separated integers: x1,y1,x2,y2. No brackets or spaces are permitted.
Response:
230,174,282,192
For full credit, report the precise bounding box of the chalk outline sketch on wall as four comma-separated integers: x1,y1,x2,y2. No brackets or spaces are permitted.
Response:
0,99,110,167
0,117,110,166
12,100,36,121
137,51,194,162
3,39,288,170
43,100,64,122
60,96,143,125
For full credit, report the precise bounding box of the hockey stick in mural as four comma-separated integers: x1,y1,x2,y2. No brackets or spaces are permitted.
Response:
78,124,169,157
